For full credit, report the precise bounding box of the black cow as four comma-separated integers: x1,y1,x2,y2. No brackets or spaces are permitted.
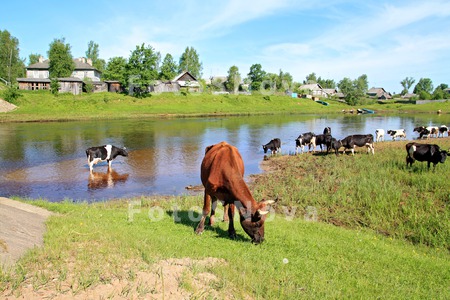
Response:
414,126,431,139
406,142,448,169
314,134,333,152
295,132,316,154
86,144,128,172
339,134,375,155
438,125,448,138
329,137,341,155
262,138,281,154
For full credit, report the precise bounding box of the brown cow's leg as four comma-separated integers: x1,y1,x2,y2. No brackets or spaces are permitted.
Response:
195,193,211,234
223,204,229,222
209,198,218,226
227,203,236,239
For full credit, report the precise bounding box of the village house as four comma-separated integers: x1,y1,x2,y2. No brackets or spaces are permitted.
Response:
150,71,201,93
17,57,106,95
367,87,392,99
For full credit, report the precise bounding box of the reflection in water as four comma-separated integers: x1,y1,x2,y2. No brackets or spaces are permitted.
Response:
0,114,449,201
88,169,129,190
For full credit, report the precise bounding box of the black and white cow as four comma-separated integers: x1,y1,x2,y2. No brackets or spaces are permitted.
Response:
405,142,448,169
438,125,448,138
323,127,331,135
262,138,281,154
387,129,406,141
339,134,375,155
414,126,430,139
86,145,128,172
375,129,385,142
295,132,316,154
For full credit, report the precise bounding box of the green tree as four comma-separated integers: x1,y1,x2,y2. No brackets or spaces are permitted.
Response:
126,43,160,98
2,84,21,103
0,30,25,84
48,38,74,78
337,76,366,106
304,72,317,84
159,53,178,80
277,69,293,91
102,56,127,84
400,77,415,95
50,78,60,95
225,65,241,94
247,64,266,91
28,53,42,65
317,77,336,89
413,78,433,94
178,46,203,79
355,74,369,94
86,40,106,72
432,83,449,100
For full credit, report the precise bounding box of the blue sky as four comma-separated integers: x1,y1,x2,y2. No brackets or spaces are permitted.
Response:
3,0,450,93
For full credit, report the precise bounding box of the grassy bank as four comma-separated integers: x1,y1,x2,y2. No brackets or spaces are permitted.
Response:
1,90,449,122
1,139,449,298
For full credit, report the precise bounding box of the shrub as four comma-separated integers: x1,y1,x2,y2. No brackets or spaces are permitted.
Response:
1,84,21,104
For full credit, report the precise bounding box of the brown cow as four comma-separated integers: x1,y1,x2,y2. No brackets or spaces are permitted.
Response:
195,142,274,244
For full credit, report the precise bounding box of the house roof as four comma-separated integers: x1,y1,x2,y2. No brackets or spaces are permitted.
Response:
173,71,198,82
27,57,98,72
299,83,323,91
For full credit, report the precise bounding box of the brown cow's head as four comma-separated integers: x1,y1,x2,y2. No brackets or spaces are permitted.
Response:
239,200,274,244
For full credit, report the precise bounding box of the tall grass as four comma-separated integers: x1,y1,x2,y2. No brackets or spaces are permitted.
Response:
252,139,450,249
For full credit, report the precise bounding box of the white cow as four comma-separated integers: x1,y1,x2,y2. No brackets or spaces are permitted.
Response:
375,129,385,142
387,129,406,141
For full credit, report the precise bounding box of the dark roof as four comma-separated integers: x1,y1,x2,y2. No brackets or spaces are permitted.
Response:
27,58,97,71
173,71,198,82
17,78,51,83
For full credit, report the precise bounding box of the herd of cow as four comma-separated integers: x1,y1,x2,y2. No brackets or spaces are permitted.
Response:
84,124,448,244
262,125,449,169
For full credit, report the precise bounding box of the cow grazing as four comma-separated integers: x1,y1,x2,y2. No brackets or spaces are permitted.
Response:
329,137,341,155
262,138,281,154
295,132,316,154
339,134,375,155
86,145,128,172
405,142,448,169
375,129,385,142
195,142,274,244
387,129,406,141
439,125,448,138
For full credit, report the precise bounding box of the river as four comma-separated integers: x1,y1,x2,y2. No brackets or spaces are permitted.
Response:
0,113,448,201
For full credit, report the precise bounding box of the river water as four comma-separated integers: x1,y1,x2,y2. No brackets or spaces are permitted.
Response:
0,113,448,202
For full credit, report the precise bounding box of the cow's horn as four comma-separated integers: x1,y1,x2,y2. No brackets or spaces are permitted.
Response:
258,209,270,215
262,200,276,205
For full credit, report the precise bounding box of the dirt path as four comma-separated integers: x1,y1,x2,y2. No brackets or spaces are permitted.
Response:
0,99,17,113
0,197,53,267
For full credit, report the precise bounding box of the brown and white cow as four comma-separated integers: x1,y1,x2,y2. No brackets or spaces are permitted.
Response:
195,142,274,244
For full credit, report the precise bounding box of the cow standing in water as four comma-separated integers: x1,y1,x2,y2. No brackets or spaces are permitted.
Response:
85,145,128,172
195,142,274,244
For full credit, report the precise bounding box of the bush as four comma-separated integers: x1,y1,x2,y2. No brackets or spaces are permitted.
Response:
50,79,60,96
2,84,21,104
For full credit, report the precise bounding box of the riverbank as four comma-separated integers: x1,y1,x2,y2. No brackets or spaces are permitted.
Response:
1,90,449,123
1,138,449,298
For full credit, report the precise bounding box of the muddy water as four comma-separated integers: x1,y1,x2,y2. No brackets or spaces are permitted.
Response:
0,114,447,202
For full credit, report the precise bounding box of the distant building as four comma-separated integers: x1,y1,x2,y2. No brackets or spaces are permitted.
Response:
17,56,105,95
367,87,392,99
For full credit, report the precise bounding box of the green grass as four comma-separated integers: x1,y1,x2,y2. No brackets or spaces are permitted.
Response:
2,90,449,123
252,140,450,250
1,138,450,298
1,198,449,299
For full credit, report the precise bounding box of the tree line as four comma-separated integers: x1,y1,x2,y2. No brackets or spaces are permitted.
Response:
0,29,448,102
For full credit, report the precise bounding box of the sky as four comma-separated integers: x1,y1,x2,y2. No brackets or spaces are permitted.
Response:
3,0,450,94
